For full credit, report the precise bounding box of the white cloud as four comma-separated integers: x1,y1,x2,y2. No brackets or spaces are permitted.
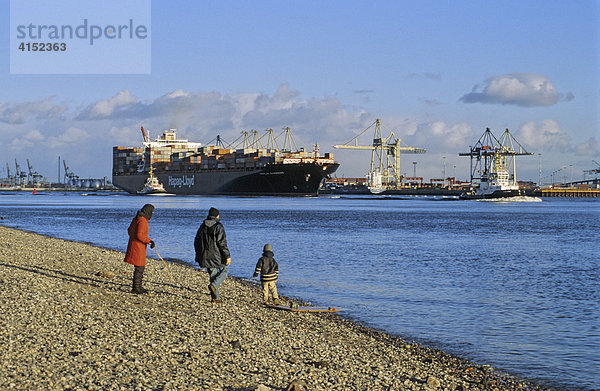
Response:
408,121,474,152
47,127,89,149
575,137,600,156
0,98,66,124
8,129,46,152
460,73,561,107
25,129,45,141
72,84,372,147
164,90,191,99
9,136,33,152
517,120,571,151
77,90,138,119
239,92,370,143
108,126,141,146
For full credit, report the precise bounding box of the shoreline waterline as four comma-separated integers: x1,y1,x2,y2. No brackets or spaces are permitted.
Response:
0,225,559,390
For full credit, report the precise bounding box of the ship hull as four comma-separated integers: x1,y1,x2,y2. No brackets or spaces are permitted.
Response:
113,162,339,196
460,189,522,200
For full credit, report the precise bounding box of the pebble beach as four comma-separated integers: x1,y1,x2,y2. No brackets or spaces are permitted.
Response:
0,225,552,390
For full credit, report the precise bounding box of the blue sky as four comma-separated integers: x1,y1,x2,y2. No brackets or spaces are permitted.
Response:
1,0,598,183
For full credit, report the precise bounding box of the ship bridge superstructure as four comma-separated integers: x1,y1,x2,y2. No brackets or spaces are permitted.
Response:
141,127,203,149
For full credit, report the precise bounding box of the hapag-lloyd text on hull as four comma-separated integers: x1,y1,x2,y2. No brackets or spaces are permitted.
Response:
168,175,194,189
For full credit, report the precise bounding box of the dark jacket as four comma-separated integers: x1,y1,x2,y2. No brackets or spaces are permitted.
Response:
253,251,279,282
194,216,230,268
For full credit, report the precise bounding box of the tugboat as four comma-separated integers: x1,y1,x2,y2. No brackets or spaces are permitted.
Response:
136,136,168,195
367,170,385,194
459,128,534,200
137,165,168,195
460,150,521,200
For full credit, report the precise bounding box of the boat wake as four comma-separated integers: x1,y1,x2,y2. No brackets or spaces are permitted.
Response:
476,196,542,203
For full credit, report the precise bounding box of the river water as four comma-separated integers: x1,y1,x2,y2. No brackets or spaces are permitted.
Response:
0,192,598,390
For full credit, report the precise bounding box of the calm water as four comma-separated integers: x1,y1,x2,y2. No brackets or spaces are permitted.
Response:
0,192,598,390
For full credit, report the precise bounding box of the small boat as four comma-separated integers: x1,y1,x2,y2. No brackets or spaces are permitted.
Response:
460,153,521,200
460,180,521,200
367,170,386,194
137,166,167,195
135,135,169,195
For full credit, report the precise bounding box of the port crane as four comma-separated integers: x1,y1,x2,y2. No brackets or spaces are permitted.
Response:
26,159,44,186
333,119,426,192
5,163,13,185
583,160,600,180
62,160,79,184
14,159,28,186
459,128,534,187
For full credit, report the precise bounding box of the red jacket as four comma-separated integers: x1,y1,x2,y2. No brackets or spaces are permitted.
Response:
124,216,151,266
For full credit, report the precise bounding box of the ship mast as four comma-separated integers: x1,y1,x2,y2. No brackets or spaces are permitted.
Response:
141,126,154,176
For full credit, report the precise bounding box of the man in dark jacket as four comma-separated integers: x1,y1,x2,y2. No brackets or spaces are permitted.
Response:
194,207,231,303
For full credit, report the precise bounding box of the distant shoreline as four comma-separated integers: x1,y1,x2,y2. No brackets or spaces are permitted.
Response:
0,225,555,390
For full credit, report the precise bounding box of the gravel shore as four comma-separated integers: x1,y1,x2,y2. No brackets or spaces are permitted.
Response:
0,225,550,390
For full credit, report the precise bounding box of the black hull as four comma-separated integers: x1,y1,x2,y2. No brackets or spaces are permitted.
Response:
113,162,339,196
460,189,522,200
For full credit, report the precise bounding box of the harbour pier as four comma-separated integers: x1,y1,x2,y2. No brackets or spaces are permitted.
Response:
535,186,600,198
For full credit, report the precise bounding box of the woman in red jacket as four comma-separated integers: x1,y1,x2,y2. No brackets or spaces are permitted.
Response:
124,204,155,294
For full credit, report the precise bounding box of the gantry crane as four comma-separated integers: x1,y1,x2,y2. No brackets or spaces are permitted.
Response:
333,119,426,192
14,159,27,186
62,160,79,184
5,163,12,185
583,160,600,180
459,128,534,187
26,159,44,186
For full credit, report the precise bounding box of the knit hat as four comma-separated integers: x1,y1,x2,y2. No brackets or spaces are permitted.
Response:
208,207,219,217
138,204,155,220
263,243,273,253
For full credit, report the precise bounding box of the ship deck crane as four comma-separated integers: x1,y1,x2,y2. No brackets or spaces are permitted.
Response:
229,127,302,152
459,128,534,187
333,119,426,191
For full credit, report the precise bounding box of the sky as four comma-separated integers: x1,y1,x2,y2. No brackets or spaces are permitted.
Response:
1,0,599,184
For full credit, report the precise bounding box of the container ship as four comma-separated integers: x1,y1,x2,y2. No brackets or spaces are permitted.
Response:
112,127,339,196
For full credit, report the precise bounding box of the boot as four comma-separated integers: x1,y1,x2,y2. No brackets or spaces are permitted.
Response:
208,283,217,300
132,266,148,294
132,286,149,294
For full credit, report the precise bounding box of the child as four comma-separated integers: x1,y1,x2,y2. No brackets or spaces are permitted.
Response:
253,243,279,305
